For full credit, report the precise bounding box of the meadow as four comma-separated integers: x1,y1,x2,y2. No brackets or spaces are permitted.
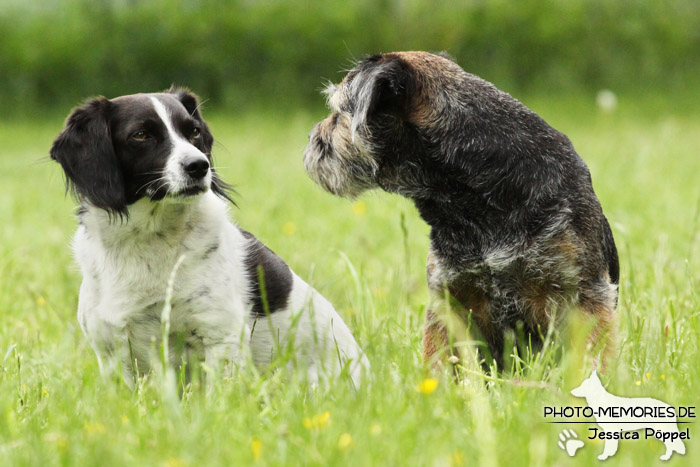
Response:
0,93,698,466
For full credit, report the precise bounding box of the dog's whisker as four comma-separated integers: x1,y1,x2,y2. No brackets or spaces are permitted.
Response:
136,176,169,195
191,98,210,117
140,170,166,176
138,175,167,189
213,141,232,157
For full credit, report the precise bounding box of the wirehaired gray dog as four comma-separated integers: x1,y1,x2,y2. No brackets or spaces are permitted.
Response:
304,51,618,371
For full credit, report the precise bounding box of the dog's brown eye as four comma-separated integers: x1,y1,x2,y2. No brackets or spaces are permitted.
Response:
131,130,150,141
190,127,201,142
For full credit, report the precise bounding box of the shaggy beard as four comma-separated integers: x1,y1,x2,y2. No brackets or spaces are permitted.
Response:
303,143,377,199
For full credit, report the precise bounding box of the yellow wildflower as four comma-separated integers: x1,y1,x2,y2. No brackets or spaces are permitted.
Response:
352,200,367,216
338,433,353,450
43,433,68,452
417,378,439,395
303,411,330,430
282,221,297,235
162,458,186,467
84,421,107,435
251,438,263,461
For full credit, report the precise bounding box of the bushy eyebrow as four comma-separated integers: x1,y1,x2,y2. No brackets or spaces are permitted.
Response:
322,83,339,110
322,82,337,99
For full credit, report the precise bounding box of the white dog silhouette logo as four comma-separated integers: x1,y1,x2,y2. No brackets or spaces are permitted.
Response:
570,371,686,461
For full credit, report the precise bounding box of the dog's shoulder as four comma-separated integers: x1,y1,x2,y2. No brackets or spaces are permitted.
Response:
239,229,294,317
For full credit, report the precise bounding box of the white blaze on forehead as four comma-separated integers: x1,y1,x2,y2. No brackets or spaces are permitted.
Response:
149,95,211,194
149,96,186,145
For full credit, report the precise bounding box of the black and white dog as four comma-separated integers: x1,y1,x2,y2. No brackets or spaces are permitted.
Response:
51,87,368,387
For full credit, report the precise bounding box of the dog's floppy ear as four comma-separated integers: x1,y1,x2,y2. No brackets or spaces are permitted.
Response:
351,55,413,138
50,97,127,217
168,86,235,205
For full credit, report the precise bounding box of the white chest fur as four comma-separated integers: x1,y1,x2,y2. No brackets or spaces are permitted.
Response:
72,191,369,387
74,193,250,374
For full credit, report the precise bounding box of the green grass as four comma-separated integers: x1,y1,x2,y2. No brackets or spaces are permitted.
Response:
1,94,699,466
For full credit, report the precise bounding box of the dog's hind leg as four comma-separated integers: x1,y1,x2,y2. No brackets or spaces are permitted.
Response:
579,279,619,373
590,309,618,373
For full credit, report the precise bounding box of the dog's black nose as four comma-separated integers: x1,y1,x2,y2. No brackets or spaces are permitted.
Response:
183,157,210,179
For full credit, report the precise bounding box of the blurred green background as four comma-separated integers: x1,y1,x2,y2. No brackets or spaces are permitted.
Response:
2,2,700,466
2,0,699,117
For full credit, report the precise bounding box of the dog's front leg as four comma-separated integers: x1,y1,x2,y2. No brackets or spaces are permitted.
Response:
78,287,136,385
202,326,251,379
422,307,451,366
80,314,134,386
424,291,481,375
425,252,475,372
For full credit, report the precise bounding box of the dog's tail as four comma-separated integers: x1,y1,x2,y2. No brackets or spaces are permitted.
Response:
602,217,619,286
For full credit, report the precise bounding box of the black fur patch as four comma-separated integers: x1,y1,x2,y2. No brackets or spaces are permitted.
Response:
50,97,127,218
241,230,293,317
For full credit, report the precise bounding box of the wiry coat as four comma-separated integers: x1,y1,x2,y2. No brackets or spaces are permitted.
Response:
305,52,618,368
